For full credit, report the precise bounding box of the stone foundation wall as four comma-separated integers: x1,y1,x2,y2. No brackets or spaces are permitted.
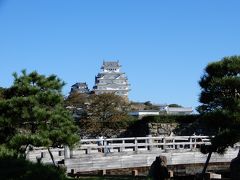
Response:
80,121,193,138
75,162,230,177
169,162,230,176
148,123,178,136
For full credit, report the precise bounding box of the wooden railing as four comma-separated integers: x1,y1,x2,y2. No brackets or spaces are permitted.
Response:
77,135,211,155
28,135,240,162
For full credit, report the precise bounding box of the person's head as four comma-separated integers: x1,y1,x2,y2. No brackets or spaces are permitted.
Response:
156,156,161,163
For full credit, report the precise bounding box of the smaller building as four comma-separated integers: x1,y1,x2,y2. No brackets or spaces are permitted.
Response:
70,82,90,94
129,105,193,118
128,110,160,119
164,106,193,115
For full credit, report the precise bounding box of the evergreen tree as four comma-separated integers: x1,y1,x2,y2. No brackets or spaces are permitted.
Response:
198,56,240,174
0,70,79,165
0,87,4,100
168,104,182,108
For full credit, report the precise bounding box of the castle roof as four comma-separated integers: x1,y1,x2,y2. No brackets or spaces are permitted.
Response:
102,61,120,69
71,82,88,87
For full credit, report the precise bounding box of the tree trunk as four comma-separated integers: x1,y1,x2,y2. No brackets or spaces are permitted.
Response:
201,151,212,179
48,147,56,166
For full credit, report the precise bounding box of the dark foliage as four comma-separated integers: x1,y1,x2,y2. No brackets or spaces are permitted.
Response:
198,56,240,154
0,156,66,180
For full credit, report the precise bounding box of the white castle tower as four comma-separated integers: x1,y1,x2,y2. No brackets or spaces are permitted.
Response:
93,61,130,98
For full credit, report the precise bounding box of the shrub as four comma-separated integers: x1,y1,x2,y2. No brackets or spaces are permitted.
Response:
0,156,66,180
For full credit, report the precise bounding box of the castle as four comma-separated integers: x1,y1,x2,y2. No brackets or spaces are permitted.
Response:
69,61,193,115
70,61,130,98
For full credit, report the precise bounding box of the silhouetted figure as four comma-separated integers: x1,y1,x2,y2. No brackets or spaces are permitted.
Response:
230,150,240,180
149,156,169,180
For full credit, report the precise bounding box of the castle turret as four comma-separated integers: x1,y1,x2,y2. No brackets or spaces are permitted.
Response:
70,82,90,94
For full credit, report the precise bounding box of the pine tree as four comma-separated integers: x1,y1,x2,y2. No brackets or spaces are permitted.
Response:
0,70,79,165
198,56,240,175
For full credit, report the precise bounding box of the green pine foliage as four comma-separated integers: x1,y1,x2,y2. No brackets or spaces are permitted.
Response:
0,70,79,157
198,56,240,154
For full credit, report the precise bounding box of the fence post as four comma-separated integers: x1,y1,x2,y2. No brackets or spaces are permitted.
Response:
134,138,138,152
104,139,107,155
147,135,153,151
163,137,166,151
172,137,175,149
70,149,73,158
119,139,125,152
190,136,193,150
64,145,70,159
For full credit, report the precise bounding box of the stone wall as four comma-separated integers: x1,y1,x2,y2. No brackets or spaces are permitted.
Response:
79,118,199,138
78,115,201,138
79,122,189,138
148,123,178,136
74,163,230,177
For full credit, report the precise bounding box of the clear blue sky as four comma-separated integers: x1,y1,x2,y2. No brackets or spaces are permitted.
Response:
0,1,240,109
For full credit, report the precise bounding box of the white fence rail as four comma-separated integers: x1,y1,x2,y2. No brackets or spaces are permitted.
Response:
27,136,240,172
77,135,211,155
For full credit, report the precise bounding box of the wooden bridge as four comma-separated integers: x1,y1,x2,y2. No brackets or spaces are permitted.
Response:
27,135,240,175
